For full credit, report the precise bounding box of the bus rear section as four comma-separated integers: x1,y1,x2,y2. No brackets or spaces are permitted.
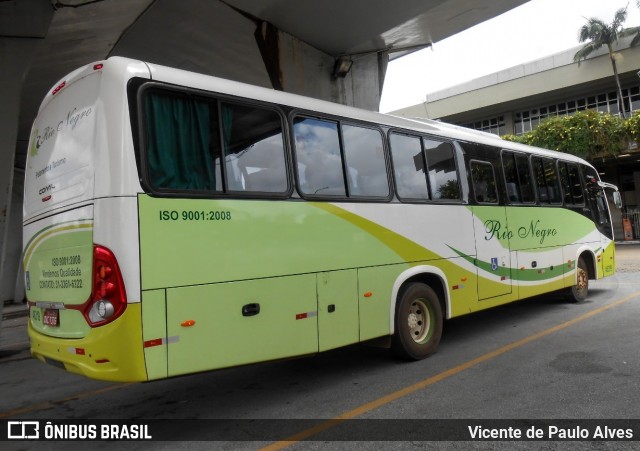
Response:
23,61,147,382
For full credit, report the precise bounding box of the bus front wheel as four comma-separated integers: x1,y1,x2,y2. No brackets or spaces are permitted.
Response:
391,283,443,360
567,257,589,302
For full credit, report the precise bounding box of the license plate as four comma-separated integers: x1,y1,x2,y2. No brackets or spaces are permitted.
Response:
43,308,59,327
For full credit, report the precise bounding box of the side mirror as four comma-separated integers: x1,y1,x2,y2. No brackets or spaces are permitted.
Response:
612,191,623,209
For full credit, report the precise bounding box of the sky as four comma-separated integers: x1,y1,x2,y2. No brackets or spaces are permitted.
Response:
379,0,640,113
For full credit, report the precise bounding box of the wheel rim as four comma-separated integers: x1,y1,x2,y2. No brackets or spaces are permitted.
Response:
575,266,588,296
407,298,432,343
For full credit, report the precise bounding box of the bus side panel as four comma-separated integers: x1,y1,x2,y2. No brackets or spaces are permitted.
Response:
600,240,615,278
505,206,602,299
137,195,404,291
470,206,513,300
515,247,566,299
141,289,167,380
165,275,317,377
317,270,359,352
358,265,407,341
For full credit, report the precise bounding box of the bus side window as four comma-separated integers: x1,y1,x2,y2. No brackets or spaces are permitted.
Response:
532,157,561,204
532,157,547,202
582,166,610,225
342,125,389,198
470,160,498,204
543,159,562,204
293,117,346,196
559,161,584,206
568,163,584,205
144,89,289,196
502,151,535,204
424,139,460,200
502,151,520,202
515,153,535,202
389,133,429,201
558,161,584,206
145,91,221,192
221,102,288,194
558,162,572,205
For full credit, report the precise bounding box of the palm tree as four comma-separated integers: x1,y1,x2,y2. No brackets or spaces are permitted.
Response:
573,7,640,118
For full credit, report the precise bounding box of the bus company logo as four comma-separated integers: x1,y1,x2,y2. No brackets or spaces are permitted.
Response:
484,219,558,245
7,421,40,439
5,420,152,440
38,184,56,195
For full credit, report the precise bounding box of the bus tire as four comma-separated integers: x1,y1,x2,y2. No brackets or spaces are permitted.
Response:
391,283,443,360
567,257,589,303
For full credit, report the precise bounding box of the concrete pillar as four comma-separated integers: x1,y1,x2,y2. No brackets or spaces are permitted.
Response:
276,28,387,110
0,0,53,310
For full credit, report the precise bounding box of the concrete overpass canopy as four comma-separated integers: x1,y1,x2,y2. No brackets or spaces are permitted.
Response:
0,0,529,304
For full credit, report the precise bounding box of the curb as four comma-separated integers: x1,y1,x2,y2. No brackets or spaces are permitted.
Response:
2,307,29,321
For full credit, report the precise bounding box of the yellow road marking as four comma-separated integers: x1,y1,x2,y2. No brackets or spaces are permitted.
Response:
261,290,640,450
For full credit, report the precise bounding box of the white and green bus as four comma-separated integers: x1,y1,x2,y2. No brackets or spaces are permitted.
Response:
24,57,620,382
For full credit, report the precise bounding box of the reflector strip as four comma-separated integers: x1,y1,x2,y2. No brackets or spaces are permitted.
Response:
143,336,179,348
295,311,317,320
144,338,163,348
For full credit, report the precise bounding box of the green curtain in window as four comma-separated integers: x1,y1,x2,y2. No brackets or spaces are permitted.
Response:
146,93,216,190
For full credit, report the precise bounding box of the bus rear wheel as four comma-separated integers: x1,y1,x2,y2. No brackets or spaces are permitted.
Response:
391,283,443,360
567,257,589,302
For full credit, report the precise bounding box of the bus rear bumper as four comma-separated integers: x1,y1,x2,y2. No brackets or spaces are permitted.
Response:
28,303,148,382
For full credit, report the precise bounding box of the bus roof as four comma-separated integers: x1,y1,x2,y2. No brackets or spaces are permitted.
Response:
46,56,592,168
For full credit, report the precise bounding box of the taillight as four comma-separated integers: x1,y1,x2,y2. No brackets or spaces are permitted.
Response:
84,245,127,327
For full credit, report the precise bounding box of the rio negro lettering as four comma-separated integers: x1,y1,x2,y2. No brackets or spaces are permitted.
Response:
33,106,92,153
483,219,513,241
518,220,558,244
484,219,558,245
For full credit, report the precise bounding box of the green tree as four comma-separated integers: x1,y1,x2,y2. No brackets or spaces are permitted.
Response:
502,110,626,158
625,110,640,143
573,7,640,118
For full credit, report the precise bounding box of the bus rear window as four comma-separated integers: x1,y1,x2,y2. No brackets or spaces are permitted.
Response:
143,88,288,195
